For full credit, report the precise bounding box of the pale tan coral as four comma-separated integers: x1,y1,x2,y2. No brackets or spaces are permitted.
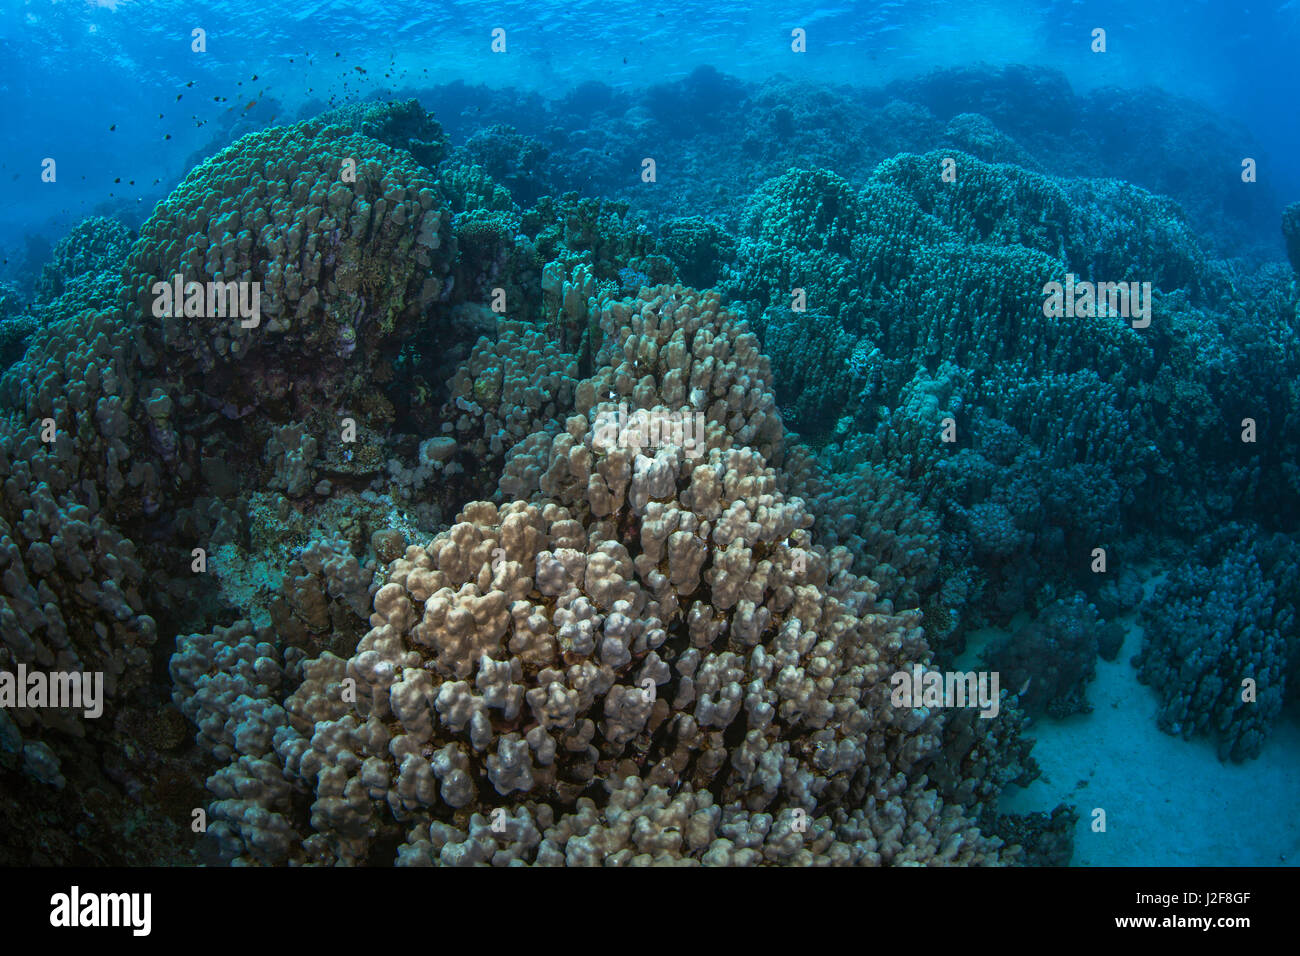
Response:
171,283,1011,866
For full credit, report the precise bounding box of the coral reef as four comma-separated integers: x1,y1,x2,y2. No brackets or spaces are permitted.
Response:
33,216,133,307
1135,526,1299,762
170,285,1039,865
722,150,1299,669
315,98,450,171
981,594,1124,720
0,118,454,859
441,317,578,492
1284,201,1300,275
4,63,1294,867
125,120,453,413
0,282,37,370
460,124,551,206
656,216,737,289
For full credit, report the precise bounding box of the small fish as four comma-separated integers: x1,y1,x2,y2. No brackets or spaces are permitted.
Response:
108,124,116,131
244,99,257,110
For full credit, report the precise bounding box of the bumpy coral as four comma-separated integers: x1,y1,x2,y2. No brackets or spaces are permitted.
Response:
1135,527,1299,761
0,312,162,817
460,125,551,206
0,282,37,371
658,215,738,289
525,194,674,288
0,314,36,371
316,98,450,171
264,424,318,498
270,537,378,658
33,216,133,306
440,162,520,220
124,120,453,417
793,453,940,612
0,457,157,741
1284,202,1300,275
173,285,1025,865
940,113,1041,170
441,316,578,491
725,151,1300,657
0,117,470,858
981,593,1123,719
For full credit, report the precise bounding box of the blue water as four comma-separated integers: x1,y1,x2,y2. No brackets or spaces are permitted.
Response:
3,1,1298,256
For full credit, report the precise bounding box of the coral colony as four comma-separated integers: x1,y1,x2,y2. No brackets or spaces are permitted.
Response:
0,31,1297,870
